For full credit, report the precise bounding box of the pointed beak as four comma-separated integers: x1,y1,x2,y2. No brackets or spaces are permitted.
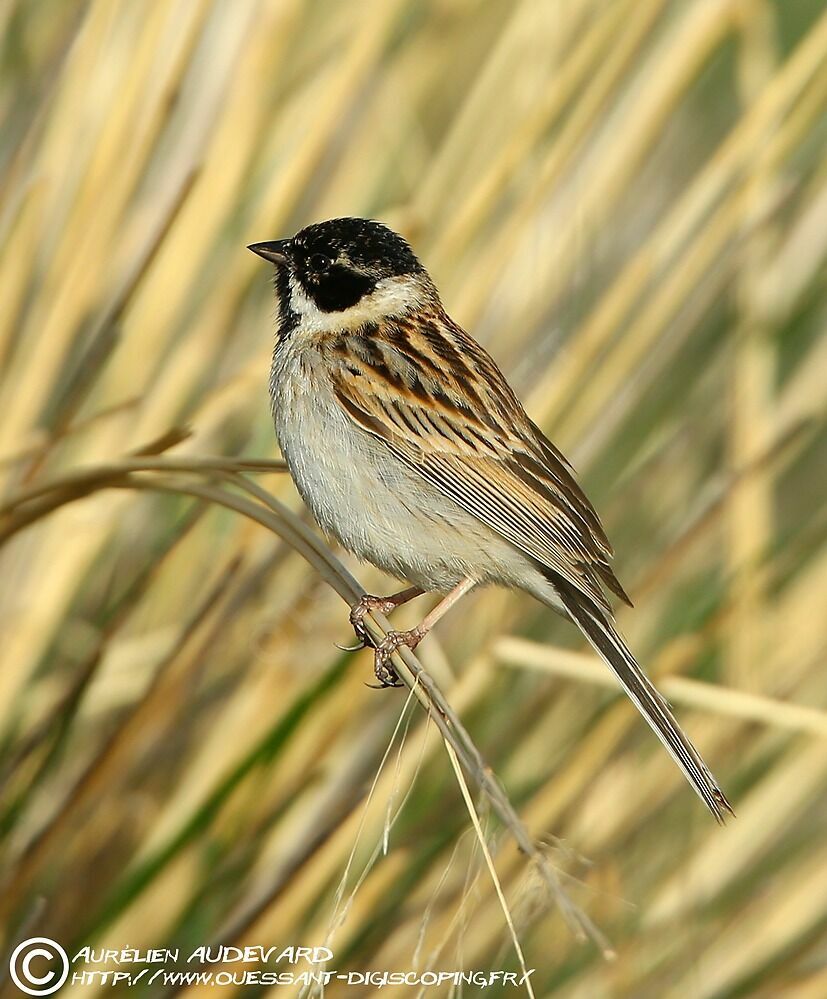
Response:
247,239,292,265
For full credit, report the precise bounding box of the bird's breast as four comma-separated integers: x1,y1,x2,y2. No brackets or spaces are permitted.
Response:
270,343,416,550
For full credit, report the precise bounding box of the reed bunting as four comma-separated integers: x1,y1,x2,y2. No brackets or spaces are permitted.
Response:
249,217,732,822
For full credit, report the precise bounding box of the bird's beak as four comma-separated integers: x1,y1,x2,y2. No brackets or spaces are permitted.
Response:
247,239,292,265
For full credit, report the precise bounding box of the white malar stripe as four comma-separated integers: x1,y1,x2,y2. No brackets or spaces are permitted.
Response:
287,272,424,337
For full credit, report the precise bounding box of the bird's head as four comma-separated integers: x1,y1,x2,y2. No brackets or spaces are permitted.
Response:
248,217,432,333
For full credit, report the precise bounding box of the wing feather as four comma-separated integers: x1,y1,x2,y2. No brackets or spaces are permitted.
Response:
324,317,631,612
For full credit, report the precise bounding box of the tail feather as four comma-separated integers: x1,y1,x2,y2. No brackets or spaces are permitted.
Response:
555,582,733,823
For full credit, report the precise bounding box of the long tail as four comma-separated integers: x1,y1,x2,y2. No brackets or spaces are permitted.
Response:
555,580,733,823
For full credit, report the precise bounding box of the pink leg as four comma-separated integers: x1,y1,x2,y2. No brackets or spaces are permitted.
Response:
344,586,425,650
372,578,476,687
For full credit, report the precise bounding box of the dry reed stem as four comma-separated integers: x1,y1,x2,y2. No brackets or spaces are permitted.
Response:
0,458,605,952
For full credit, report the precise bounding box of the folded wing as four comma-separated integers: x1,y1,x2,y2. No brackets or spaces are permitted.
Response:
325,318,631,613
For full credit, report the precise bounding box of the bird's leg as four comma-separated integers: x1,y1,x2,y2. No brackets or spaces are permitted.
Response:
372,578,476,688
342,586,424,652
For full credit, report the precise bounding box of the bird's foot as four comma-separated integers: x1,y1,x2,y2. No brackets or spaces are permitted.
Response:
369,628,424,689
346,593,406,651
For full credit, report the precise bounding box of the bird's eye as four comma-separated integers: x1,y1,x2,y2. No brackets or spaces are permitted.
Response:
309,252,332,271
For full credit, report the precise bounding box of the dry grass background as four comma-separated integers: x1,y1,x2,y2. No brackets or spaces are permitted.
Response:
1,0,826,995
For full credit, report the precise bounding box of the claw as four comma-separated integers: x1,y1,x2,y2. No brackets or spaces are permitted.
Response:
335,638,367,652
372,660,403,687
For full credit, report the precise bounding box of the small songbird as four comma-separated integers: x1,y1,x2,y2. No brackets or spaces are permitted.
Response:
249,217,732,822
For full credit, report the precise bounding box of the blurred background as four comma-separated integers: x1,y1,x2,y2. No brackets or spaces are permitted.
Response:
1,0,826,995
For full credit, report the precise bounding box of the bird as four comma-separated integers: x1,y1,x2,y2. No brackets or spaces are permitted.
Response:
248,217,733,822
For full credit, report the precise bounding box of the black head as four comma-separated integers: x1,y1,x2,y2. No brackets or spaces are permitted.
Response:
248,217,424,313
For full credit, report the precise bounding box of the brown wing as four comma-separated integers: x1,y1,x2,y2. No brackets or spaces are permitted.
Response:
324,313,631,613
